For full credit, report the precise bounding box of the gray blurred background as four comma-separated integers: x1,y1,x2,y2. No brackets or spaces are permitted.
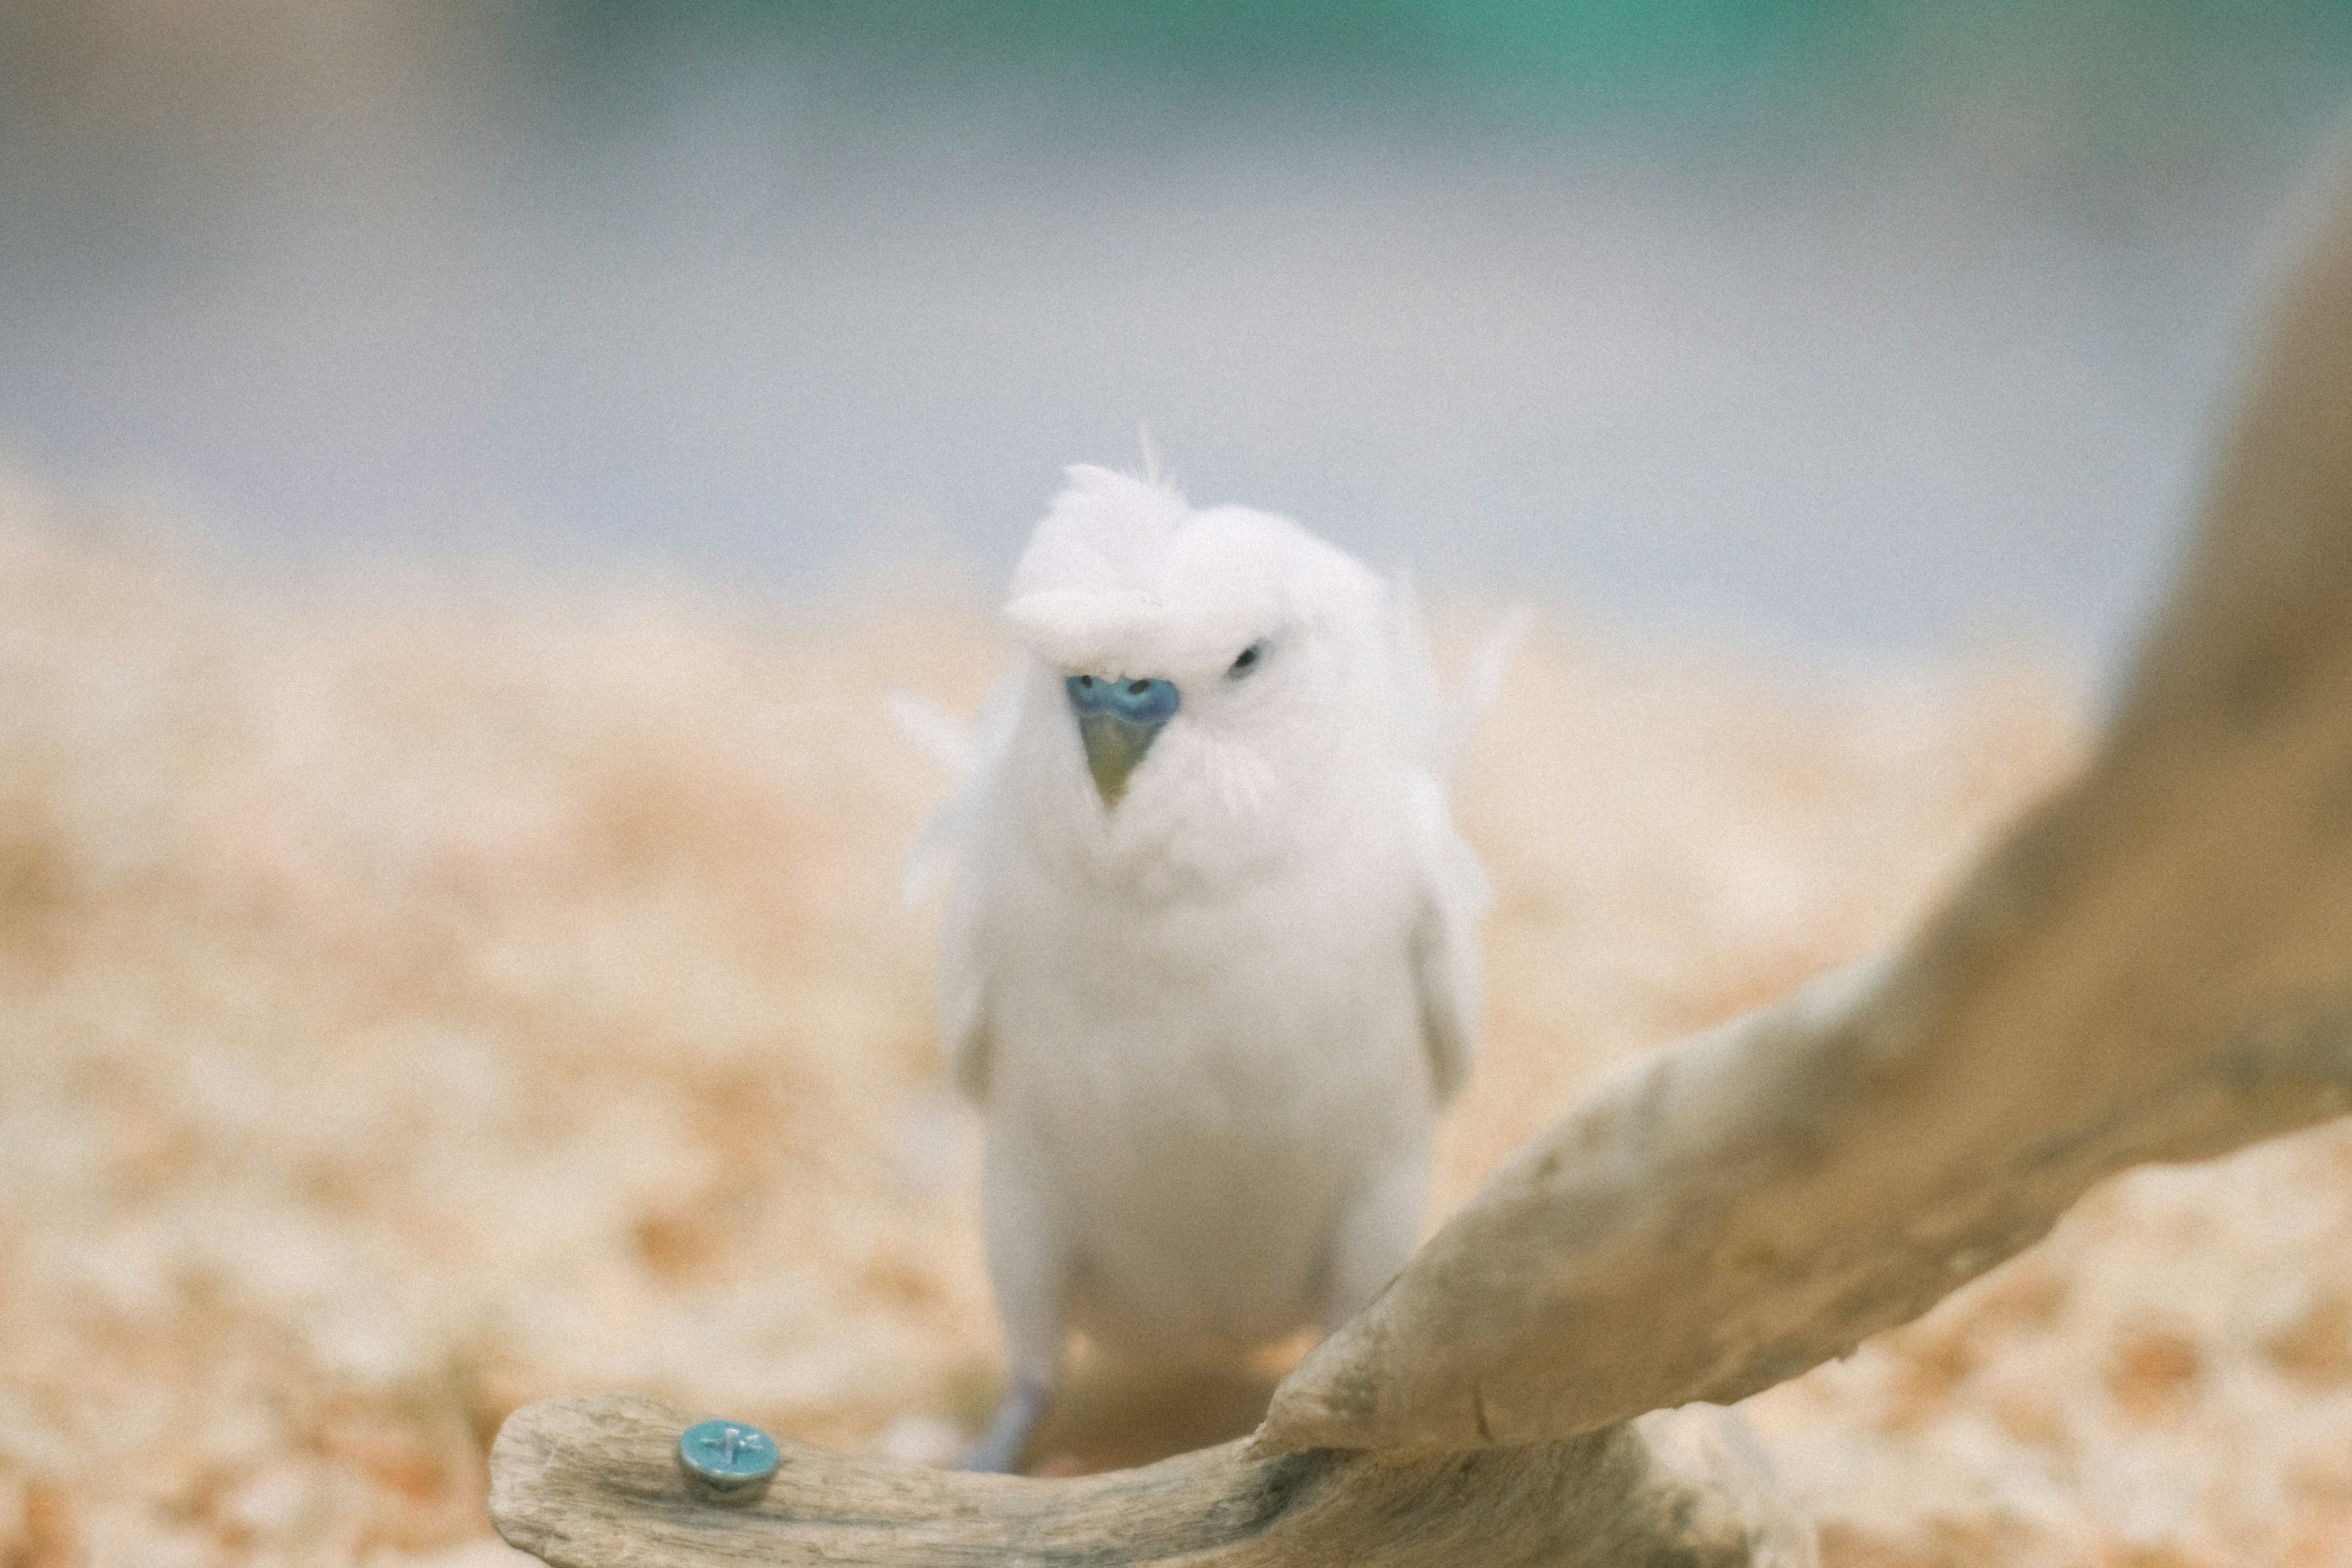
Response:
4,0,2350,668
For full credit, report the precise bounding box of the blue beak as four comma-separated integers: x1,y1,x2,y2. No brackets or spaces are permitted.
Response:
1065,674,1178,806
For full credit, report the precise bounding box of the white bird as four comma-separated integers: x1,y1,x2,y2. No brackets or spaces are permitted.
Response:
900,464,1520,1472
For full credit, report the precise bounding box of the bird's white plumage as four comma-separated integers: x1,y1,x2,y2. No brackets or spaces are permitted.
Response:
905,465,1512,1464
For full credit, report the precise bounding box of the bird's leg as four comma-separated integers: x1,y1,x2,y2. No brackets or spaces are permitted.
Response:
962,1140,1068,1473
959,1379,1054,1474
1317,1147,1430,1332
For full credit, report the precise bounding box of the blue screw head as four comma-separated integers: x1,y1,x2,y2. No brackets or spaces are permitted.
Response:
676,1419,780,1504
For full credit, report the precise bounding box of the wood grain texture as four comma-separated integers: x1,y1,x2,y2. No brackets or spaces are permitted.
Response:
489,1393,1811,1567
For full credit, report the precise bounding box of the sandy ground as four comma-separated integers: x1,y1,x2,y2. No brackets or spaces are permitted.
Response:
3,474,2350,1567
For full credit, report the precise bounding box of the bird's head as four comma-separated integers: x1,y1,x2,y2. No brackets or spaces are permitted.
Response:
1001,466,1390,832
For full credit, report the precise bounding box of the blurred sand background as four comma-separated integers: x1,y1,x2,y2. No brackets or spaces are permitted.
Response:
10,475,2352,1567
10,2,2352,1566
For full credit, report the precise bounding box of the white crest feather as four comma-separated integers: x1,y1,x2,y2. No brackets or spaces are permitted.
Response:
1136,424,1169,489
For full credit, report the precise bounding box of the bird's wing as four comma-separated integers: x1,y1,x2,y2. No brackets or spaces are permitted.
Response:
894,670,1022,909
938,870,994,1102
896,669,1028,1101
1385,573,1528,780
1449,602,1531,766
1404,770,1490,1107
884,688,979,778
1386,575,1514,1103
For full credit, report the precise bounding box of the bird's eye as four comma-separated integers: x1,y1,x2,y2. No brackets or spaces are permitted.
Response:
1227,641,1265,679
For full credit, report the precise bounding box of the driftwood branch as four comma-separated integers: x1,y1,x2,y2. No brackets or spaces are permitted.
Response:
490,116,2352,1566
490,1393,1812,1567
1258,111,2352,1456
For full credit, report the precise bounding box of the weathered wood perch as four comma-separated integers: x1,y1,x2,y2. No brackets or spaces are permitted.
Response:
1261,110,2352,1457
491,118,2352,1565
492,1395,1811,1567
